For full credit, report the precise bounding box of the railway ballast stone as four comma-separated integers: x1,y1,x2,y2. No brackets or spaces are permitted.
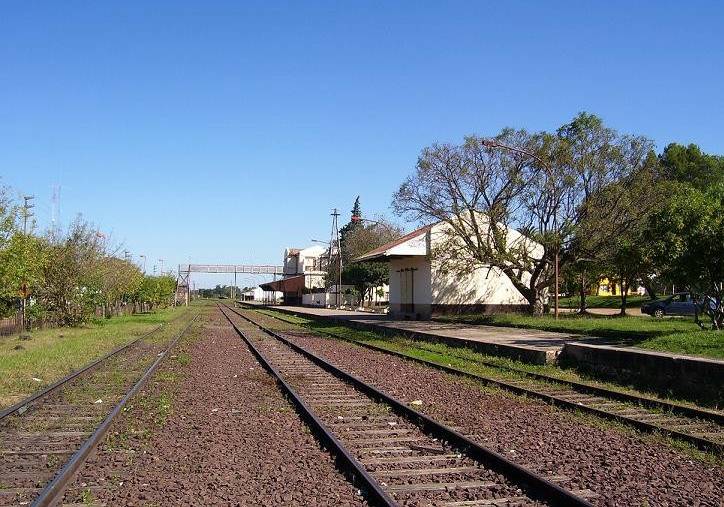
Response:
65,310,367,506
270,321,723,506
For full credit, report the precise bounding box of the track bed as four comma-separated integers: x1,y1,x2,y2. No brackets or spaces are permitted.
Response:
64,308,367,506
223,306,591,506
241,305,724,506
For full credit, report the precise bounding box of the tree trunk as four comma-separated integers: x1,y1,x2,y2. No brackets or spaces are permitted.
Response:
619,278,628,316
642,277,656,299
579,271,588,314
526,291,546,315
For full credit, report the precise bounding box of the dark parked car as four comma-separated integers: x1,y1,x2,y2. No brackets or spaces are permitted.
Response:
641,292,696,317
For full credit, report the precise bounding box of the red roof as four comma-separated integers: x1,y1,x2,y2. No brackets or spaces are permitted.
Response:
260,274,306,292
354,224,432,262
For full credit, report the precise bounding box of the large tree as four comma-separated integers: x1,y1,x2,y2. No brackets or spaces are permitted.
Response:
576,151,662,314
38,218,106,325
393,113,655,314
648,182,723,298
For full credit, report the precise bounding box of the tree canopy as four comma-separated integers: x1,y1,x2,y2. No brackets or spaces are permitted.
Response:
393,113,661,314
0,185,177,325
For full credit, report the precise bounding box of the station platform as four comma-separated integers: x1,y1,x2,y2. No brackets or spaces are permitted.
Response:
250,304,578,364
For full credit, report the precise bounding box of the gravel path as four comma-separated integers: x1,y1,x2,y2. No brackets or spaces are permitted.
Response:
65,309,366,506
251,312,724,506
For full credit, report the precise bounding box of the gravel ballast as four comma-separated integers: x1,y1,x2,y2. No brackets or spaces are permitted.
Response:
250,311,724,506
65,309,366,506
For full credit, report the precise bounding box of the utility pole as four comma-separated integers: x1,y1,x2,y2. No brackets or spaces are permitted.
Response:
20,196,35,332
158,258,165,275
139,255,147,273
330,208,342,307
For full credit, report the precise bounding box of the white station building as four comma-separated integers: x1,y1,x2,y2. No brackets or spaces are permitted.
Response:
355,222,536,319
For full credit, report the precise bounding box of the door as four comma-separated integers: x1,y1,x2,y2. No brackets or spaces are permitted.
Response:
399,268,416,314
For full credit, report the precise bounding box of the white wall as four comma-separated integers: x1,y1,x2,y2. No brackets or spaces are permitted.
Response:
251,287,283,301
302,292,356,307
428,221,538,307
431,263,529,306
305,273,326,289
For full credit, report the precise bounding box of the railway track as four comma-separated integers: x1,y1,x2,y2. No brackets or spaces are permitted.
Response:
241,304,724,455
0,313,198,506
220,305,594,506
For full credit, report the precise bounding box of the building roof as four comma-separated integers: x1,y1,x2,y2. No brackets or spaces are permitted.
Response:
260,274,306,292
354,224,432,262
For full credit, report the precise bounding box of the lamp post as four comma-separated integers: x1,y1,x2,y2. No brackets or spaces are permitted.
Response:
481,139,560,320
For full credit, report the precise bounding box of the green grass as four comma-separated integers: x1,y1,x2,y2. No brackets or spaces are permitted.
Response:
437,313,724,359
558,294,648,309
0,306,187,409
154,392,173,426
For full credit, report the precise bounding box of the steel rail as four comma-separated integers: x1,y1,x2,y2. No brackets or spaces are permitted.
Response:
30,313,199,507
251,305,723,424
218,305,396,507
225,305,592,507
242,304,724,455
0,323,168,421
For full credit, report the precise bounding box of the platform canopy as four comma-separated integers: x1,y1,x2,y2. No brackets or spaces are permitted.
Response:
354,224,431,262
259,274,305,292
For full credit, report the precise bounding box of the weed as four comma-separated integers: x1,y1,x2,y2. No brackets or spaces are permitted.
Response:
154,392,172,426
156,371,179,383
175,352,191,366
80,488,94,504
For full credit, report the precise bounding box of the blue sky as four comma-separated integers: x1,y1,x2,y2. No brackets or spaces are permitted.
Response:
2,1,723,288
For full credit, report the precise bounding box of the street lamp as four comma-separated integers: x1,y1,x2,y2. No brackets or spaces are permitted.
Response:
481,139,560,320
139,255,146,274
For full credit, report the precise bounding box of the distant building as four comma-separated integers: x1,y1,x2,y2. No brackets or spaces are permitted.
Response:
261,245,328,304
596,277,642,297
356,222,537,319
240,287,283,302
